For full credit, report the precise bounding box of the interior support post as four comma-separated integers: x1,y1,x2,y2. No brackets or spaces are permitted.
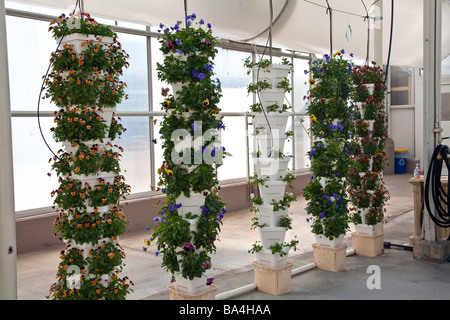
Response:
422,0,442,242
0,0,18,300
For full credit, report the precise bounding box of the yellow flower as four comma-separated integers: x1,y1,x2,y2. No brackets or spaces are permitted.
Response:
310,114,317,122
202,99,209,107
308,78,315,85
165,168,173,176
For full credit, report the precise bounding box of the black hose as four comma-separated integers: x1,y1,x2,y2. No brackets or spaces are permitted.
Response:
383,241,413,251
424,144,450,228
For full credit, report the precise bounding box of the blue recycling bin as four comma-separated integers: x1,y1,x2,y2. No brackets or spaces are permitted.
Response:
394,149,408,174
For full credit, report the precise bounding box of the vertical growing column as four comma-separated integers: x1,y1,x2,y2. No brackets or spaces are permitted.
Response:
245,57,298,270
348,62,389,236
303,51,354,247
46,13,132,300
146,14,227,297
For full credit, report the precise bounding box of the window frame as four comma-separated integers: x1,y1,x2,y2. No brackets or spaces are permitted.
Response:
6,6,312,217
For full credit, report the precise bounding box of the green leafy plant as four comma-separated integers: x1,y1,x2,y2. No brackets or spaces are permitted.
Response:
303,50,354,239
348,61,389,227
47,12,132,300
145,14,227,287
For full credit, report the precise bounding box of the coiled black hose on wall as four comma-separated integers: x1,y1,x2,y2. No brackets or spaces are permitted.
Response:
424,144,450,230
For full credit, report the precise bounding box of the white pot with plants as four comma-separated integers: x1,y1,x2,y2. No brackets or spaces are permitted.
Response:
255,247,290,268
177,190,207,217
255,208,288,228
253,156,291,181
252,113,290,136
354,207,383,236
253,63,291,89
256,134,286,158
173,268,213,295
314,233,345,248
258,180,287,203
259,226,287,249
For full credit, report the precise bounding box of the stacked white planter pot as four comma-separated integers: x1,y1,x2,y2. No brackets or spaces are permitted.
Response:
303,52,355,272
148,16,226,300
349,63,389,257
46,13,131,300
248,62,297,269
247,61,297,296
350,82,387,237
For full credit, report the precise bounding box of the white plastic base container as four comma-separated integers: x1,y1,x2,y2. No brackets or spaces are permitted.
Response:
255,248,290,268
314,234,345,248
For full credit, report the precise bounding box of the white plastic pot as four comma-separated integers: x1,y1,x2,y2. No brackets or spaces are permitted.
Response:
255,247,290,268
259,226,286,249
314,234,345,248
57,33,114,55
255,204,288,228
258,180,287,203
252,113,290,136
174,268,213,295
253,63,291,89
177,191,206,217
253,157,291,181
258,89,286,112
256,134,286,158
71,171,117,187
354,222,383,236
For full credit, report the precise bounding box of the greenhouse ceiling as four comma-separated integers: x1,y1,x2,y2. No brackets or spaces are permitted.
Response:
7,0,450,67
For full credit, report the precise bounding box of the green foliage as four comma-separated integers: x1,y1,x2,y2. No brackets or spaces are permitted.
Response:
47,12,131,300
303,51,354,239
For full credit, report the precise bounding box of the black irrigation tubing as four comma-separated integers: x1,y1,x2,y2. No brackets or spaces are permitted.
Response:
424,145,450,228
37,0,82,160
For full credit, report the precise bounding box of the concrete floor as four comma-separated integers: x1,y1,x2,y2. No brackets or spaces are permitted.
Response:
16,173,450,300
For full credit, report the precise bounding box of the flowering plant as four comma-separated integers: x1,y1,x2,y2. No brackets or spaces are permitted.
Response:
347,61,389,227
244,56,293,114
46,12,132,300
45,12,129,108
145,14,227,288
49,12,116,39
303,51,354,239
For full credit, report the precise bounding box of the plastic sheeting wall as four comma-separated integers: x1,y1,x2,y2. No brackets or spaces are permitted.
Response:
7,0,450,68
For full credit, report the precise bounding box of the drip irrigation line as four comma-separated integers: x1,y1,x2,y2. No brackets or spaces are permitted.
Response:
384,0,394,85
361,0,370,65
254,0,276,157
37,0,82,160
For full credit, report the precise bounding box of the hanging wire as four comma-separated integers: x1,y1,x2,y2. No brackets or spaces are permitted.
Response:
361,0,370,65
254,0,276,157
325,0,332,56
384,0,394,85
37,0,82,160
361,0,381,65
